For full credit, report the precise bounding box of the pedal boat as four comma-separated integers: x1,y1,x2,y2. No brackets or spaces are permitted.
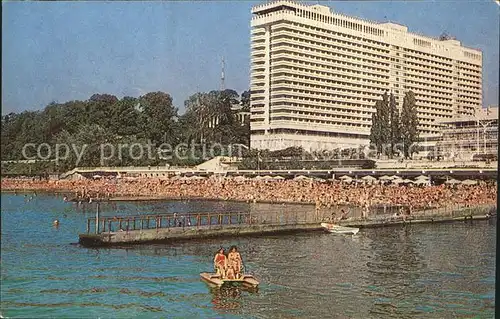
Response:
321,222,359,235
200,272,259,288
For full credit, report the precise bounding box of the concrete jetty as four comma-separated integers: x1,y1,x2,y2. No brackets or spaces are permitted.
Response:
78,204,496,247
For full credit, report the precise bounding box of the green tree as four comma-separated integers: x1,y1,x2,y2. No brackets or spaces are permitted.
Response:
400,91,420,158
389,92,402,158
139,91,178,146
54,124,113,170
61,100,87,135
240,90,251,112
369,100,384,156
370,92,400,157
86,94,119,128
109,96,141,137
182,89,248,147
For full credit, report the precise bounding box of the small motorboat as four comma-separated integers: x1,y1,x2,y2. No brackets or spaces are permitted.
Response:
200,272,259,288
321,222,359,235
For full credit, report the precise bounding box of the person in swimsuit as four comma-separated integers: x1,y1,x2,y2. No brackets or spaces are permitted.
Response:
227,246,243,279
225,265,235,280
213,248,227,278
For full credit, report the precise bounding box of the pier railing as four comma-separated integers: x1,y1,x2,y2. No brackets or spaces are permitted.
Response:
86,209,322,234
85,203,496,235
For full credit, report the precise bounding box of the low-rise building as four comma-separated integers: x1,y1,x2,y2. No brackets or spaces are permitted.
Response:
435,106,498,161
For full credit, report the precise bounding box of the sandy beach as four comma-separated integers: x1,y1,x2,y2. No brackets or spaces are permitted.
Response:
1,177,496,212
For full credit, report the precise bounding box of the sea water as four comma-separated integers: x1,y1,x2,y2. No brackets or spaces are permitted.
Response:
0,193,495,318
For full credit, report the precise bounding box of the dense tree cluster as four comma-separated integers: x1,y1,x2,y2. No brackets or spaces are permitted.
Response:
1,90,250,173
2,88,421,175
369,91,420,158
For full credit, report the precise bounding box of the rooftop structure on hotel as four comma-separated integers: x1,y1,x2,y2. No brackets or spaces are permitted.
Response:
250,0,483,151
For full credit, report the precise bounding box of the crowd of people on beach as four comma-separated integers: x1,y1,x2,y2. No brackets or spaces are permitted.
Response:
2,175,496,212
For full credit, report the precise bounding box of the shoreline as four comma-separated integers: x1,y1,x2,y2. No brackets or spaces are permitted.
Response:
0,189,316,206
2,177,496,213
3,189,495,219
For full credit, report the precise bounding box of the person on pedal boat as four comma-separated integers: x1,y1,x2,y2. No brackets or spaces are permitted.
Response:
227,246,243,279
213,247,227,278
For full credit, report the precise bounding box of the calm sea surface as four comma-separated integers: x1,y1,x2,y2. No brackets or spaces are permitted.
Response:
0,193,496,318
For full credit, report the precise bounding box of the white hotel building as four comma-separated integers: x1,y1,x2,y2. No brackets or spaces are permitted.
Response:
250,1,483,152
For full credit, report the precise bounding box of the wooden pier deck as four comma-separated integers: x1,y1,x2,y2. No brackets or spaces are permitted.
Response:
78,204,496,247
79,209,324,247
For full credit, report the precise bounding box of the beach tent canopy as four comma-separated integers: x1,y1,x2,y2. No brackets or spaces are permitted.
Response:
390,175,400,180
391,178,404,184
402,179,414,183
415,175,430,180
445,178,461,184
378,175,392,180
413,179,430,185
461,179,478,185
339,175,353,182
273,175,285,180
361,175,377,181
294,175,310,181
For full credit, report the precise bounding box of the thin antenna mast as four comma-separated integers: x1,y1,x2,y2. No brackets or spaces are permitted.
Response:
220,56,225,91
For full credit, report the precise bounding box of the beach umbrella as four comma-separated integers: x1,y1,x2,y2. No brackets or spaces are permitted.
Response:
362,175,377,182
445,178,461,185
273,175,285,180
294,175,310,181
414,179,430,185
340,176,353,183
461,179,478,185
415,175,429,180
390,175,400,180
378,175,392,181
234,176,247,182
402,179,414,184
392,178,404,184
313,177,326,183
261,175,274,181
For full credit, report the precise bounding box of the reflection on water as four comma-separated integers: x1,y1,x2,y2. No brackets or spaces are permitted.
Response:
0,194,496,318
210,286,244,311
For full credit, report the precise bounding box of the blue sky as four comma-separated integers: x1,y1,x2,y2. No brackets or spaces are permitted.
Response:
2,1,499,115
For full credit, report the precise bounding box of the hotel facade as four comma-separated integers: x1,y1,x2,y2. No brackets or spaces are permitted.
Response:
250,1,483,152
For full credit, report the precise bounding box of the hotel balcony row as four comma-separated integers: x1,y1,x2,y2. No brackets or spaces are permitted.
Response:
269,29,390,59
267,22,391,53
